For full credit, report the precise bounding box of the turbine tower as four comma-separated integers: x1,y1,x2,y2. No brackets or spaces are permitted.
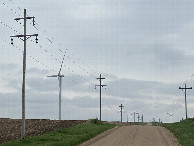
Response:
47,55,65,120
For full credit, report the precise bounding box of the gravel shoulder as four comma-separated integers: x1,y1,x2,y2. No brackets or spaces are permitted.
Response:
80,124,180,146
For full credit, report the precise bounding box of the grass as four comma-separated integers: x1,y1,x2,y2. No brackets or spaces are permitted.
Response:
2,120,116,146
162,118,194,146
152,122,161,126
139,122,147,126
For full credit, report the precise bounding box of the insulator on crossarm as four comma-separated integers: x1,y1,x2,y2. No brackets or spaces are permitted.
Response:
11,38,13,45
33,17,35,26
35,36,38,43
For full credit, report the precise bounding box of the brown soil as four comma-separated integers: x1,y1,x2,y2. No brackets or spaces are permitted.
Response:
0,118,86,144
80,124,180,146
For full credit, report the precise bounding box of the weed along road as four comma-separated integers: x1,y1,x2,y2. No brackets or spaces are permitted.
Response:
80,124,180,146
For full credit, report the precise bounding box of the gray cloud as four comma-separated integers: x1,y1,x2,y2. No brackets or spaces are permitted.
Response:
26,78,58,92
24,73,96,94
1,0,194,122
0,75,193,122
66,96,98,108
104,78,177,99
0,63,20,72
27,67,49,75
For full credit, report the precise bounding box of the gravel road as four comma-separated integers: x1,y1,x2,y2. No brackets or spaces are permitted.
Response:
80,124,180,146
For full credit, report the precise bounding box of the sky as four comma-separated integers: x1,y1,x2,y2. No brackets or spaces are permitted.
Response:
1,0,194,123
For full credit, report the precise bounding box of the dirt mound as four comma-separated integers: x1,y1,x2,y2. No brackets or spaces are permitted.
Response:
0,118,86,144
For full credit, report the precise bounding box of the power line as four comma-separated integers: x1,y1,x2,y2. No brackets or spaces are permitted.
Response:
0,0,156,122
0,18,95,86
0,20,59,72
0,37,56,73
0,1,21,17
1,1,99,83
1,1,96,77
1,3,107,121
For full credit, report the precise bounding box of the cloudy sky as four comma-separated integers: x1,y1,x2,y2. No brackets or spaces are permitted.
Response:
1,0,194,122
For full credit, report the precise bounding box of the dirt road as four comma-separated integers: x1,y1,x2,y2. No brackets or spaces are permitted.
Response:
80,124,179,146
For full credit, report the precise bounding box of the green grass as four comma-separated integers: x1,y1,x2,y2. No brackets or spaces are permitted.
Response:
162,118,194,146
2,121,116,146
152,122,160,126
139,122,147,126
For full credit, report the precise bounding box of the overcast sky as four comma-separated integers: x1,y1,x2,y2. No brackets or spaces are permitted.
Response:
1,0,194,122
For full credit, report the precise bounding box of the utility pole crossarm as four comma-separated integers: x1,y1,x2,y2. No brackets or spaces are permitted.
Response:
14,16,35,20
10,34,38,42
179,87,192,89
119,105,124,108
96,77,105,80
95,85,106,88
10,34,38,37
14,16,36,26
10,34,38,43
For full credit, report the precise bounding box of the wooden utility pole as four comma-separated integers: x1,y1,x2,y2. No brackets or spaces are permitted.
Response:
119,104,124,122
95,74,106,121
179,84,192,119
158,118,161,126
10,9,38,139
133,112,136,122
136,113,140,122
127,113,131,122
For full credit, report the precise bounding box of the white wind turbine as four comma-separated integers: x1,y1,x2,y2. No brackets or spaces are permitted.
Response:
47,56,65,120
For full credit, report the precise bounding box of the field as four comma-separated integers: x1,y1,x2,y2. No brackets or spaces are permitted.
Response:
1,120,115,146
162,118,194,146
0,118,86,144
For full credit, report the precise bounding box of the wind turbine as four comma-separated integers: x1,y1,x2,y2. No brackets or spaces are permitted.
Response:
47,56,65,120
167,112,173,116
167,112,173,123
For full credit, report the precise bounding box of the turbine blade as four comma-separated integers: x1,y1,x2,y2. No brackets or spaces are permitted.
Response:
47,75,58,77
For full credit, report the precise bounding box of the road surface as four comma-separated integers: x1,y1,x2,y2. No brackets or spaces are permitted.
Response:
80,124,179,146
